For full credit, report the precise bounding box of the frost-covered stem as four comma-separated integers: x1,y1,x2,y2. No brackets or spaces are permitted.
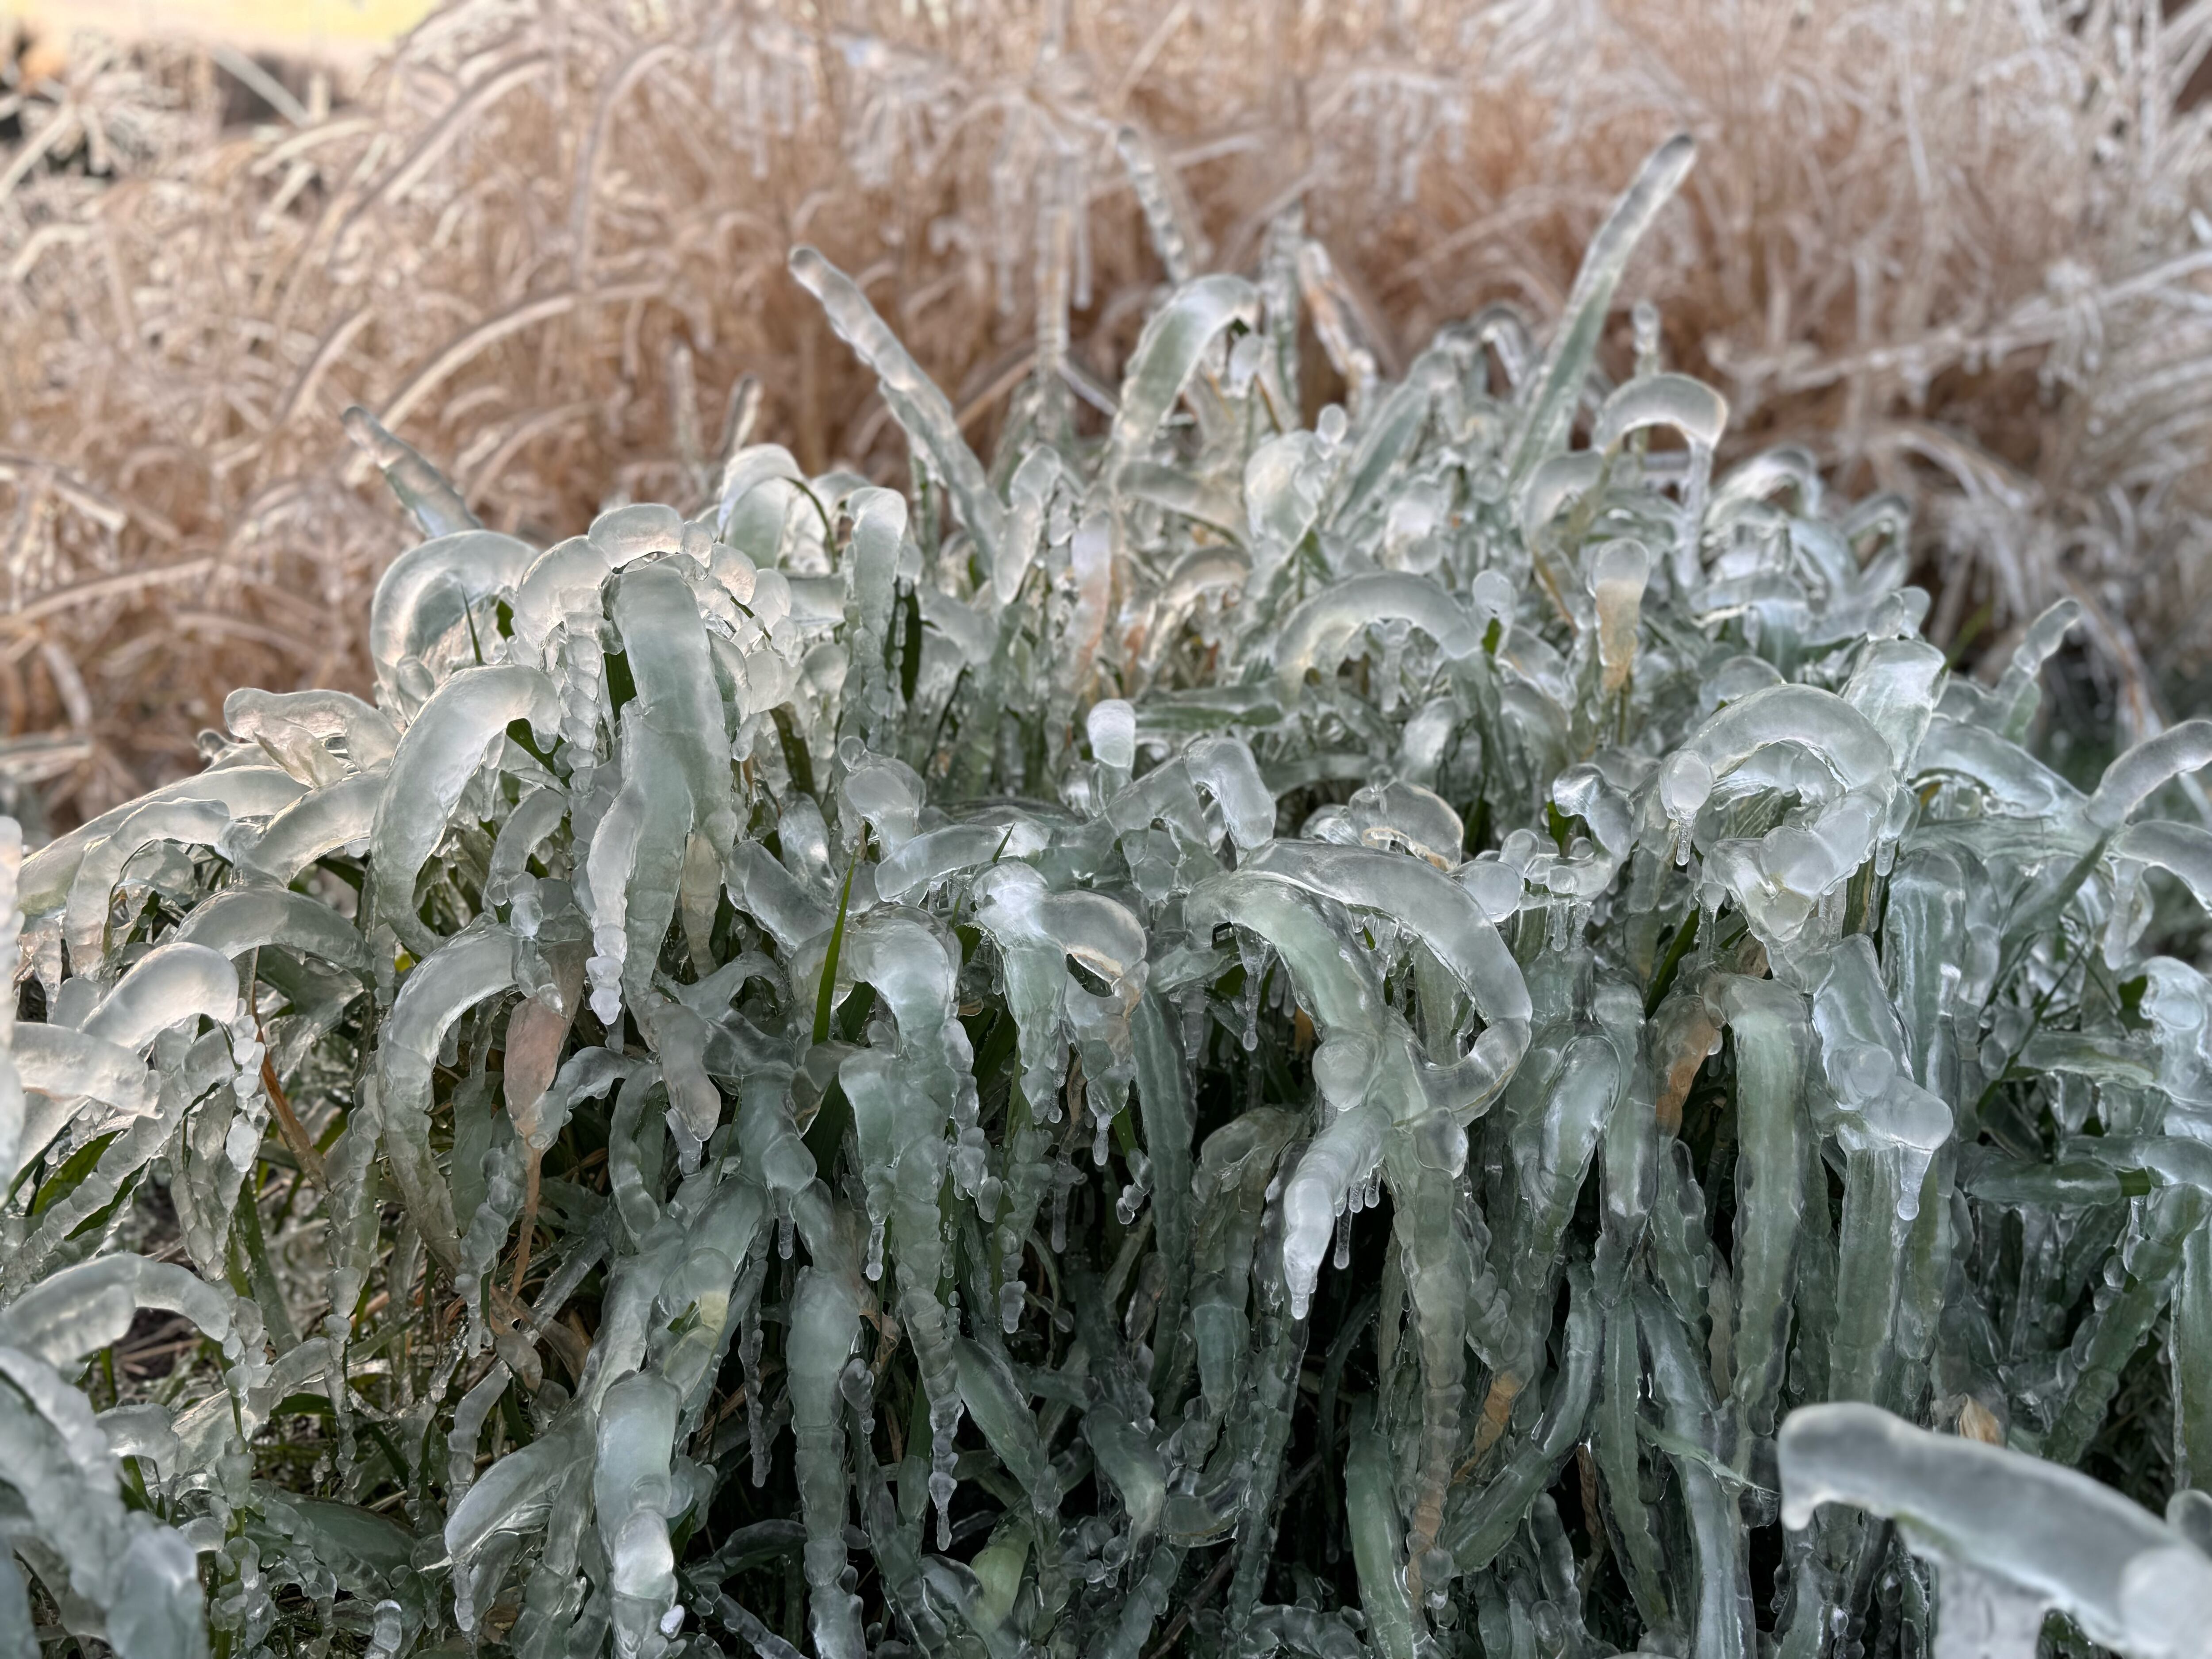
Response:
1345,1403,1421,1659
891,1144,964,1548
1641,1291,1753,1659
788,1267,864,1659
1722,978,1809,1448
1828,1147,1908,1403
1390,1156,1468,1602
2046,1184,2204,1465
1447,1271,1601,1575
1593,1298,1674,1635
2174,1222,2212,1488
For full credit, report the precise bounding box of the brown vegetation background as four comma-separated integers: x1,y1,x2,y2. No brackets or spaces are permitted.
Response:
1,0,2209,829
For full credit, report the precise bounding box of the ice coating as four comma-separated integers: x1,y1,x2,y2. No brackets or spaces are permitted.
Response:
368,664,558,948
1662,683,1893,811
873,818,1048,904
1655,682,1901,954
1599,373,1729,454
9,1025,155,1171
1239,841,1531,1030
1245,430,1331,572
789,246,1003,577
509,535,612,668
18,766,305,927
1088,698,1137,773
1306,779,1464,867
970,861,1148,1126
82,942,240,1049
235,768,385,886
1780,1403,2212,1659
1916,718,2086,817
1273,572,1483,703
342,404,480,538
1497,1033,1619,1377
365,528,538,695
588,501,684,566
2106,819,2212,965
786,1268,864,1659
1814,936,1952,1221
375,926,518,1269
1279,1098,1387,1320
173,887,371,972
595,1371,682,1659
64,798,235,969
0,1256,232,1367
1842,638,1947,771
1104,274,1261,480
224,687,399,783
1718,975,1811,1440
839,488,906,752
1589,539,1650,696
1509,132,1697,483
585,709,692,1020
612,560,733,845
2089,719,2212,830
1104,733,1274,860
712,442,806,539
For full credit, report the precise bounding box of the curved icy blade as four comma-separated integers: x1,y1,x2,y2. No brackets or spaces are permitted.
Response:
1508,134,1696,487
789,246,1003,578
343,405,481,538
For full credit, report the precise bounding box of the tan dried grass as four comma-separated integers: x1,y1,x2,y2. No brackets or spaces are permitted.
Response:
2,0,2209,825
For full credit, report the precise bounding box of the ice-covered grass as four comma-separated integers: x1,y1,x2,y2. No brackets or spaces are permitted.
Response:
7,132,2212,1659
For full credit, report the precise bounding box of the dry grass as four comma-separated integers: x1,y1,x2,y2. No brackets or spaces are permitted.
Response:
1,0,2209,826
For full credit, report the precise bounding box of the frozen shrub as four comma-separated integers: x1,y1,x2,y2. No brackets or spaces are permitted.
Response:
6,135,2212,1659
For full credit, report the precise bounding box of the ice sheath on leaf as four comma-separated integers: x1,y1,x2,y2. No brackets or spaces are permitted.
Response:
0,128,2204,1659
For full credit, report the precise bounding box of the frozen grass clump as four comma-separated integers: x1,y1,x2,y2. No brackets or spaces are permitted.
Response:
8,135,2212,1659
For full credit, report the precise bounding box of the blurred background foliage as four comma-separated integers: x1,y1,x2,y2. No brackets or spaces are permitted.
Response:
0,0,2206,837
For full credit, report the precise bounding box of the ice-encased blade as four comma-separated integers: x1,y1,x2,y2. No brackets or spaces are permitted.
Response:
1345,1403,1420,1659
63,798,234,970
787,1267,864,1659
612,561,734,846
81,941,241,1050
237,768,385,887
1780,1402,2212,1659
19,767,305,923
367,664,558,949
790,247,1004,578
366,528,537,694
343,405,481,539
1103,274,1260,478
1507,134,1696,484
595,1371,682,1659
375,925,519,1271
225,687,398,784
1274,572,1482,706
173,887,369,973
9,1025,156,1173
1716,975,1809,1443
0,1255,233,1367
2090,721,2212,830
